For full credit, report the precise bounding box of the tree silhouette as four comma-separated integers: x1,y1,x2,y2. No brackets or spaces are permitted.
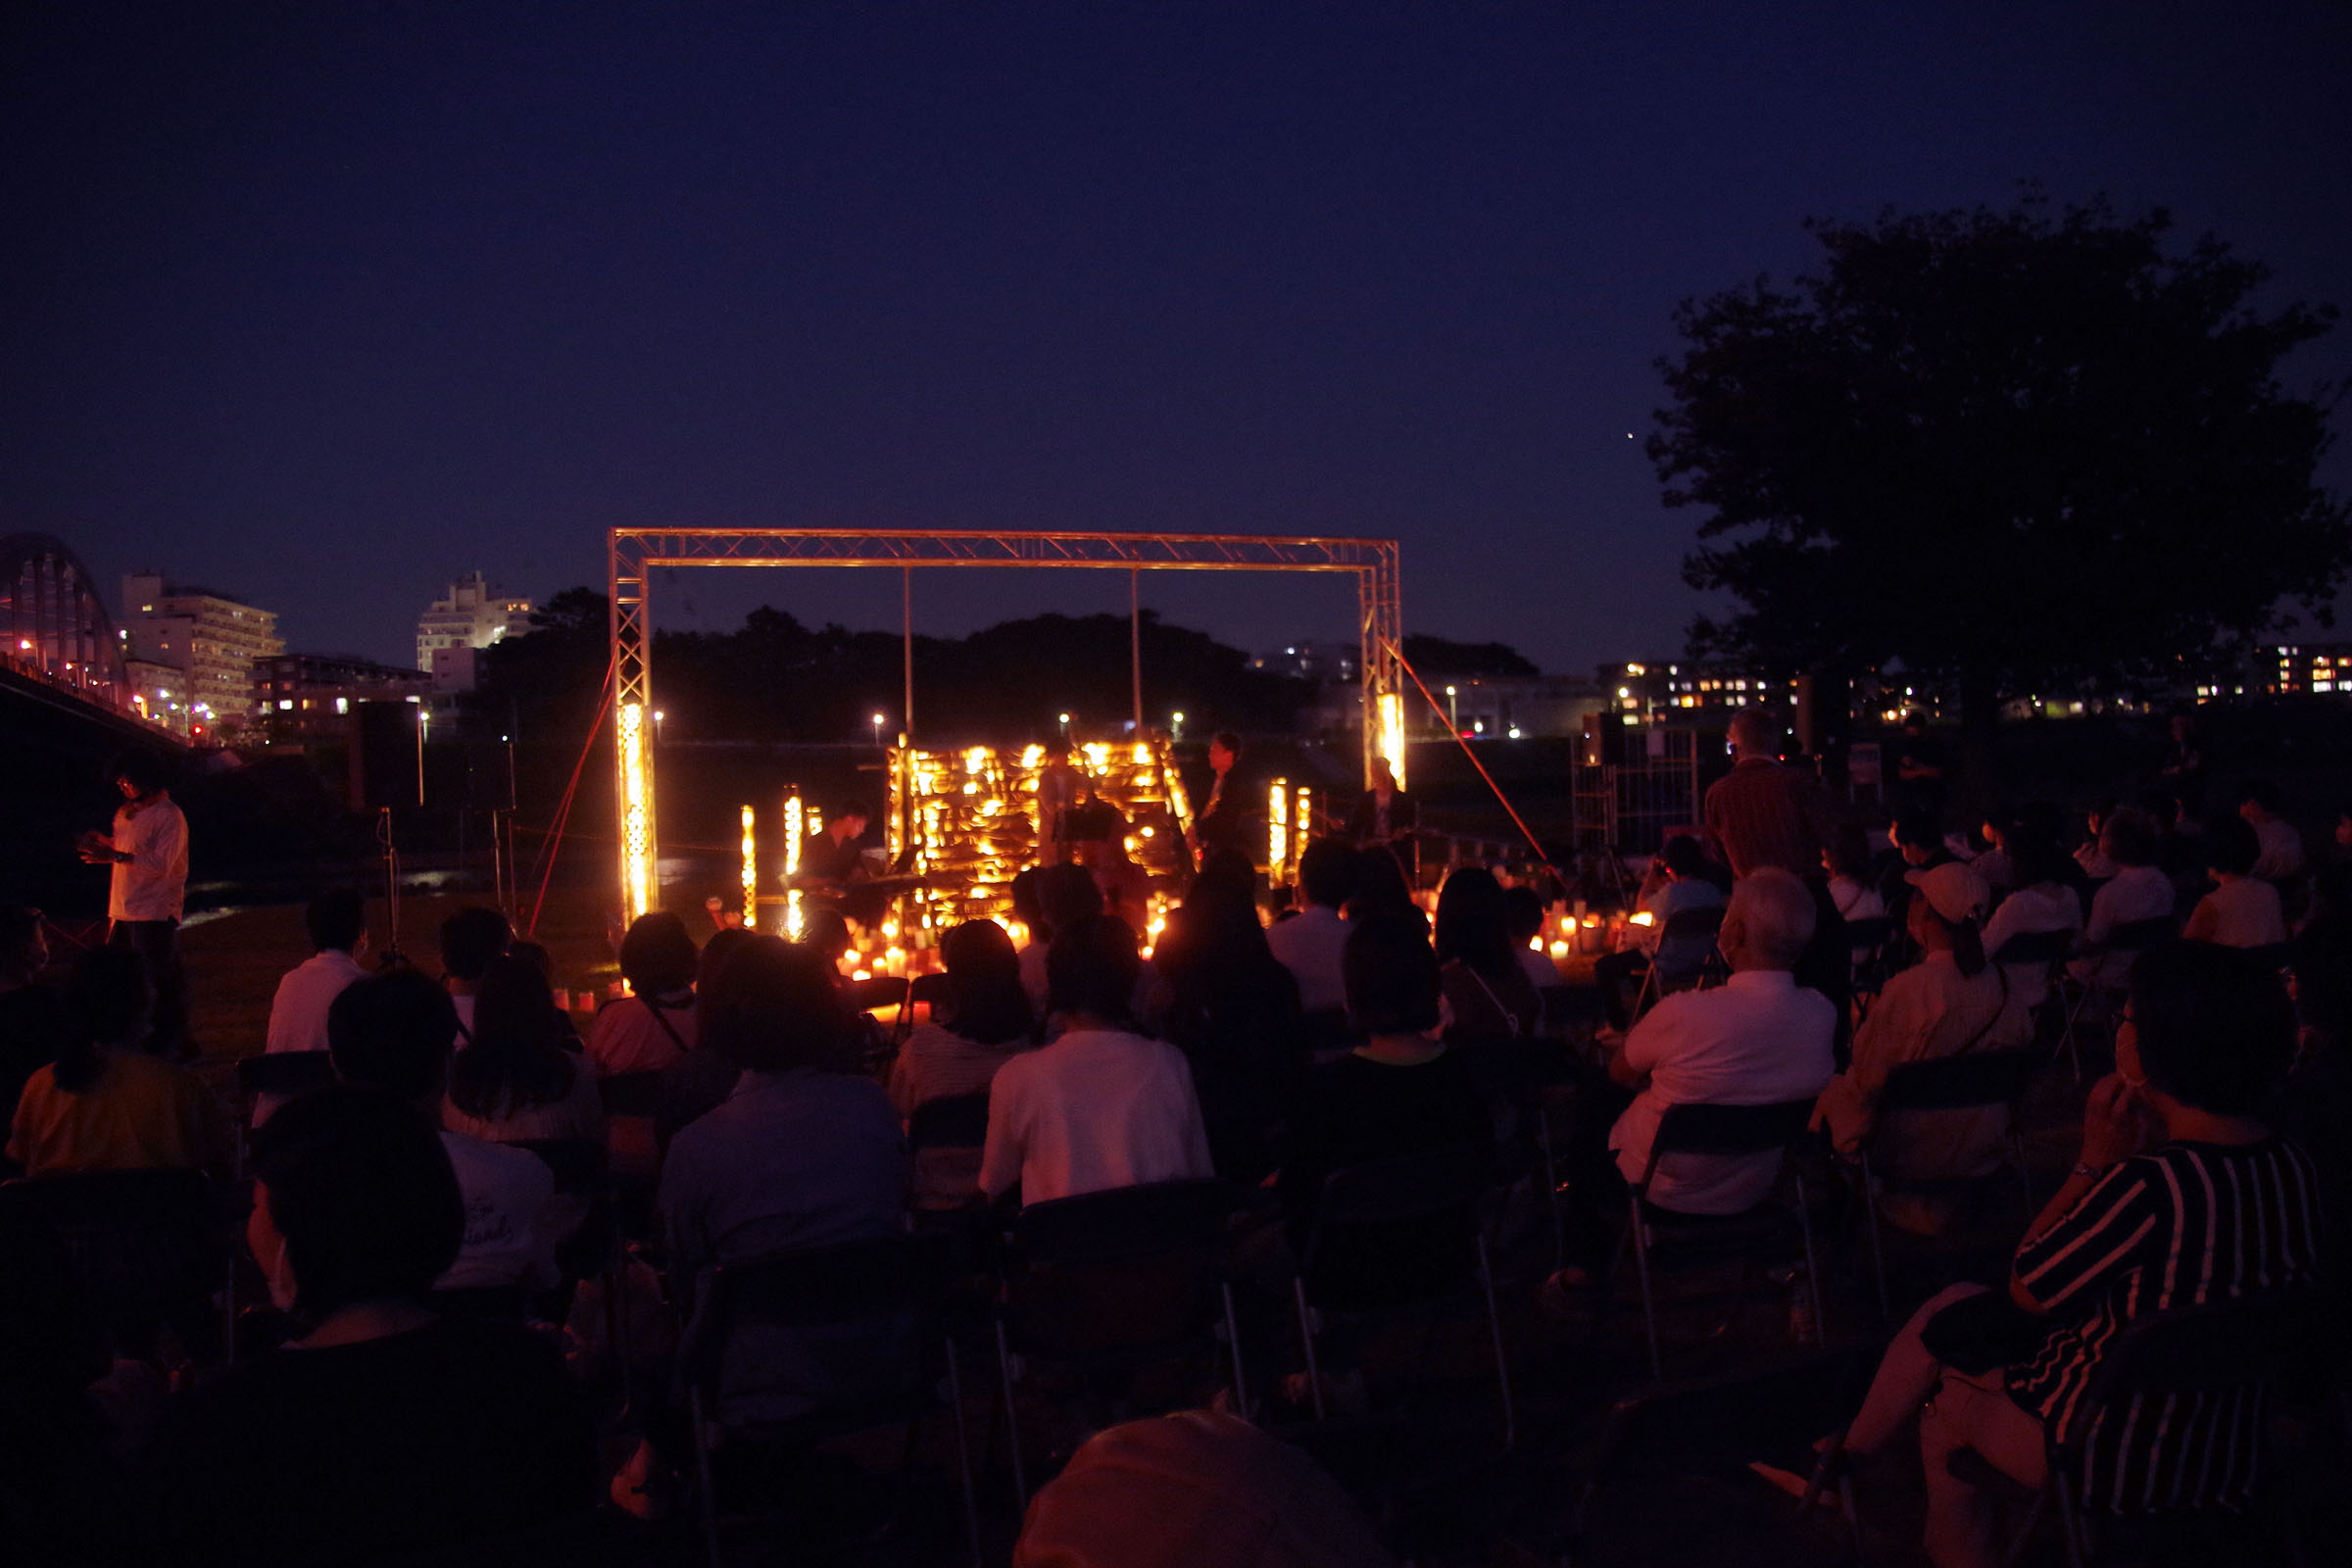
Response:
1653,194,2349,750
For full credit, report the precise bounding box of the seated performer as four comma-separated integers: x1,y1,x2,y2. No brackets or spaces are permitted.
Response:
791,801,887,927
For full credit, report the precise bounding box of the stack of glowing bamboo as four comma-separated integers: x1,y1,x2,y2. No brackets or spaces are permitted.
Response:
885,737,1191,939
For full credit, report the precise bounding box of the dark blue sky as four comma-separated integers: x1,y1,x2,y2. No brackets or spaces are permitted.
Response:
6,1,2348,674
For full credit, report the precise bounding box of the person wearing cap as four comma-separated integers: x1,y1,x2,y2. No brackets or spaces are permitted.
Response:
1816,860,2034,1234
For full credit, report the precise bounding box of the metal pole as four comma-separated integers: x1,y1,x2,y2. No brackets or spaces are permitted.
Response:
902,566,914,744
1129,567,1144,736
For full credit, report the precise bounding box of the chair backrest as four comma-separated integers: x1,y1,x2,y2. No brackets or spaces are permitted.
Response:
679,1232,950,1396
848,974,910,1016
235,1050,337,1099
1659,905,1727,942
2106,916,2175,953
507,1137,609,1196
907,971,953,1009
0,1169,227,1333
2057,1291,2327,1465
1877,1050,2039,1115
1989,928,2075,966
1012,1178,1236,1266
907,1092,990,1153
597,1070,666,1118
1841,916,1894,954
1648,1099,1816,1161
1311,1141,1494,1229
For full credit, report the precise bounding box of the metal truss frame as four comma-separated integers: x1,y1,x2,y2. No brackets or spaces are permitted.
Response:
607,526,1402,923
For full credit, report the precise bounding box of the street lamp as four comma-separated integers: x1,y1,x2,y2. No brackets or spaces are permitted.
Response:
872,712,887,748
1170,710,1185,741
1445,685,1458,732
1057,711,1071,735
653,710,665,746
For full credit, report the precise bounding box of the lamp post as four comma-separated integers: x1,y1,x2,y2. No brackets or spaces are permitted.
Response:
872,711,886,749
1057,711,1071,737
1170,710,1185,742
653,710,665,747
1445,685,1458,733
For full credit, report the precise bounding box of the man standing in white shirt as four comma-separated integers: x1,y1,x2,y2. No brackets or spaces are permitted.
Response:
77,750,191,1055
981,913,1212,1205
1267,839,1354,1018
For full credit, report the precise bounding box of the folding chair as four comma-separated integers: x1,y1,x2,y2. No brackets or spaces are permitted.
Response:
597,1069,667,1198
233,1049,335,1102
1623,1100,1824,1381
1630,906,1728,1020
678,1233,981,1568
2061,915,2173,1069
1291,1142,1515,1449
2236,941,2291,974
1857,1049,2039,1320
1988,926,2078,1067
233,1049,338,1173
2007,1291,2327,1568
1560,1347,1875,1568
897,970,954,1046
1842,916,1896,1019
907,1092,991,1216
0,1168,236,1364
995,1179,1248,1503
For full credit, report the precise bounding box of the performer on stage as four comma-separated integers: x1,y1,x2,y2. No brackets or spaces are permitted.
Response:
1188,732,1248,864
1037,735,1088,866
1347,756,1419,884
77,751,192,1055
791,801,888,927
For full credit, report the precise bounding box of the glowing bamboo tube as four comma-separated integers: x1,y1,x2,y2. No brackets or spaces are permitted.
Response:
783,793,806,939
1377,692,1406,793
616,703,654,924
1268,778,1290,884
739,805,757,930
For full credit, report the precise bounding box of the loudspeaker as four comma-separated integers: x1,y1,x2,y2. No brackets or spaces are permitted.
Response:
352,701,420,810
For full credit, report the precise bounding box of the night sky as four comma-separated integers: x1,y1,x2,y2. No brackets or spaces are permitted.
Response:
6,2,2349,678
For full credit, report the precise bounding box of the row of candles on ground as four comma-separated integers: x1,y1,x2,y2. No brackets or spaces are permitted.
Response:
1546,903,1653,963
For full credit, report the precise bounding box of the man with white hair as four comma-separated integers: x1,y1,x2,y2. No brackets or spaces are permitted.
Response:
1544,869,1838,1296
1604,867,1838,1213
1703,709,1836,880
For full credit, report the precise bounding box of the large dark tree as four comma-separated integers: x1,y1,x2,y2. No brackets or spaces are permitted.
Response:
1400,635,1541,678
1652,195,2349,748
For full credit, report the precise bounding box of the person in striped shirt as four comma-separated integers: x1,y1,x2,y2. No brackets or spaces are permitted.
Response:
1835,942,2323,1568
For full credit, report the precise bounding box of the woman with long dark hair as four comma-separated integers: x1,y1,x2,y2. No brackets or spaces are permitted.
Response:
888,919,1036,1206
1432,866,1541,1040
443,956,604,1145
1155,881,1304,1182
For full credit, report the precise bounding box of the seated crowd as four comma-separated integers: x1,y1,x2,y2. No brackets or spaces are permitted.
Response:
1,718,2345,1567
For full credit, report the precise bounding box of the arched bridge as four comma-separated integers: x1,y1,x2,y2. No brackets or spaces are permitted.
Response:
0,531,166,737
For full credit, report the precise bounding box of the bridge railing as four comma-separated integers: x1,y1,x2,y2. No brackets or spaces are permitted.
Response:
0,651,172,735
